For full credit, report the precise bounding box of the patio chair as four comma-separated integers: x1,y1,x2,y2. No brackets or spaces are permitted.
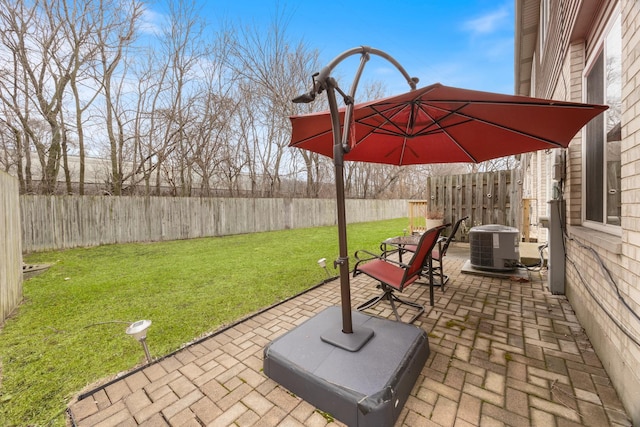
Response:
353,224,447,323
397,215,469,292
431,215,468,290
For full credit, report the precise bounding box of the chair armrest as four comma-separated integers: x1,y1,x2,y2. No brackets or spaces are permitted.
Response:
353,250,409,276
354,249,383,263
379,242,400,258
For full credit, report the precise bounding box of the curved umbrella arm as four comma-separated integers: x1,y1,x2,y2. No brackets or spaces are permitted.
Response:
340,53,368,152
316,46,419,94
293,46,419,107
314,47,420,154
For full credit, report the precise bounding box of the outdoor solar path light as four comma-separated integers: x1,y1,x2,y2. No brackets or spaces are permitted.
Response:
126,319,152,364
317,258,331,278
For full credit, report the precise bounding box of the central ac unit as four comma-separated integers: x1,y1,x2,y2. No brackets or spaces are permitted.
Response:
469,225,520,271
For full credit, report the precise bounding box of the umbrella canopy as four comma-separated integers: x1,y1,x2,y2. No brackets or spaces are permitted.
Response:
290,83,608,165
290,80,607,339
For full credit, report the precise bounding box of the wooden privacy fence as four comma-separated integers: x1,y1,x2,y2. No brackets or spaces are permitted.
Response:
1,171,22,324
20,196,407,253
426,169,524,240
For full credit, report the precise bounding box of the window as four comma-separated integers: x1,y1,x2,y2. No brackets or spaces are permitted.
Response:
584,13,621,229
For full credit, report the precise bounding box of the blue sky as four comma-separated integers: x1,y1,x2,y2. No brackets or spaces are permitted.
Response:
188,1,515,95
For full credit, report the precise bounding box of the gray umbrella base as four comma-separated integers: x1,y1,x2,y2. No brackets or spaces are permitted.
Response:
263,306,430,426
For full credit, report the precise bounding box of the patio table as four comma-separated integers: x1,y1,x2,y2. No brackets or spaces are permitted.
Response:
381,235,421,263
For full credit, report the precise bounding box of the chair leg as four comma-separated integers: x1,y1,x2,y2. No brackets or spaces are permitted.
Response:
414,257,437,306
356,284,425,324
357,293,386,311
429,266,434,307
439,261,449,292
389,293,425,323
432,259,449,292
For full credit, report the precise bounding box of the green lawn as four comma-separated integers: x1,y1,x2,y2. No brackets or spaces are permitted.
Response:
0,218,408,426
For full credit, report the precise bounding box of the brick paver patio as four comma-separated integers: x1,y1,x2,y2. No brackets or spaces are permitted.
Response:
68,244,632,426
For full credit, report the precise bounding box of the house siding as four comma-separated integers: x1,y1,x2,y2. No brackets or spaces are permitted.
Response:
567,41,585,227
621,3,640,380
518,0,640,423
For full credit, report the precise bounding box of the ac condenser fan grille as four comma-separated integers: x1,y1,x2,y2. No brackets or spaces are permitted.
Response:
469,225,520,271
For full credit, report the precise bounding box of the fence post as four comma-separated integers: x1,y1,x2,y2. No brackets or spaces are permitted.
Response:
1,171,22,324
522,198,531,242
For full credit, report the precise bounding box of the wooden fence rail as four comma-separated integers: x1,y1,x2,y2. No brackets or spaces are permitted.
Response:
20,196,408,253
1,172,22,324
426,169,523,240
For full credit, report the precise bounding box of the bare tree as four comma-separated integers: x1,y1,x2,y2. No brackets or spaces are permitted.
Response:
128,0,208,197
472,156,519,172
163,0,207,196
228,8,321,197
0,0,71,194
94,0,142,195
0,0,140,195
64,0,113,194
0,77,30,191
129,46,170,196
196,46,245,197
0,0,463,199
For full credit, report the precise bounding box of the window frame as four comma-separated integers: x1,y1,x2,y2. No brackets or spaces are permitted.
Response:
581,10,622,236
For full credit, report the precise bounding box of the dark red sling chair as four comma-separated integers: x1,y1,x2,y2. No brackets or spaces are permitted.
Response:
353,224,448,323
430,216,468,289
400,215,469,291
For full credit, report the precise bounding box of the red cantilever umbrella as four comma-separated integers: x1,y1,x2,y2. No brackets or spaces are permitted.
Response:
290,83,607,165
290,79,606,342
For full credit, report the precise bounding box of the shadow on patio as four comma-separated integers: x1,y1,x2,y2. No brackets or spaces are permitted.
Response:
68,243,632,426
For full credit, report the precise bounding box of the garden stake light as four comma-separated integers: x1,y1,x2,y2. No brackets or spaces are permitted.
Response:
317,258,331,278
126,319,152,364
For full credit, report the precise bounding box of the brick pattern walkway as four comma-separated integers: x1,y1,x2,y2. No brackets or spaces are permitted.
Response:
68,245,632,426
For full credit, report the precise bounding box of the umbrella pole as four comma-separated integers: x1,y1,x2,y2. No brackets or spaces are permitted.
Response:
334,142,353,334
335,160,352,333
326,81,353,334
318,81,374,352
